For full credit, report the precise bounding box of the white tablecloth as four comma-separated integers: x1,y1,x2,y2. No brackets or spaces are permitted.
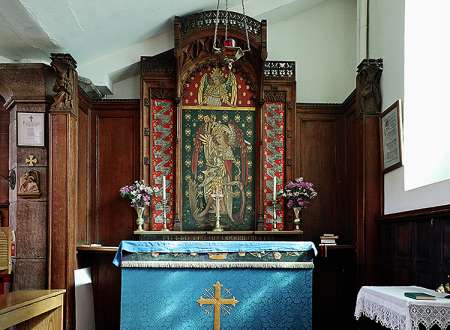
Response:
354,286,450,330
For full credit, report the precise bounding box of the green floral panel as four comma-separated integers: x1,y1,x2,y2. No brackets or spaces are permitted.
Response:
182,109,256,230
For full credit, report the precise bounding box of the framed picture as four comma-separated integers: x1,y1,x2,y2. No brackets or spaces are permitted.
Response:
17,112,45,147
381,100,403,173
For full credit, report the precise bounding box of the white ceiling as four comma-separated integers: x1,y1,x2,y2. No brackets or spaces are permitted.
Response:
0,0,327,84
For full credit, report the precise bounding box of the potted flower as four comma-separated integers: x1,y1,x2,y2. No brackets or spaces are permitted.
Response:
120,180,159,231
282,177,317,232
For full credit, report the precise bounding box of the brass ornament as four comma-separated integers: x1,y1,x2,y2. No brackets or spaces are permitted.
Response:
25,155,37,167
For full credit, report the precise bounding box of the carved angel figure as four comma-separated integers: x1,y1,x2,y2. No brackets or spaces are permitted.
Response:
198,68,237,107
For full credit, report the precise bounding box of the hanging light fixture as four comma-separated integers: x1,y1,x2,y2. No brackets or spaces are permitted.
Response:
212,0,251,69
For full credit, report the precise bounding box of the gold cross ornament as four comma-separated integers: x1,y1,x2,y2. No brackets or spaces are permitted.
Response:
25,155,37,167
197,281,238,330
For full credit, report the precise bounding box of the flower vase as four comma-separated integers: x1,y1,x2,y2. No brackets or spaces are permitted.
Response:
293,207,303,233
135,206,145,232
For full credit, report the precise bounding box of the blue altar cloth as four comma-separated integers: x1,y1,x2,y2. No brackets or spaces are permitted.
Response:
113,240,317,266
115,241,316,330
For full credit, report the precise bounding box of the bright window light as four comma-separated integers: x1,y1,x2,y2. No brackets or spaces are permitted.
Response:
403,1,450,190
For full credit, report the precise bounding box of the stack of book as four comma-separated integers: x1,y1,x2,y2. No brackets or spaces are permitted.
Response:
320,234,338,246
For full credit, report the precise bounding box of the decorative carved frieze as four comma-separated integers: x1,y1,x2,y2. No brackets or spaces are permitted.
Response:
150,88,175,100
264,90,286,103
180,11,261,39
264,61,295,81
356,59,383,114
50,53,77,111
141,50,176,75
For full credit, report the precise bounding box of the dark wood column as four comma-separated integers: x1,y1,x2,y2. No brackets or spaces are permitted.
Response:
48,53,79,329
353,59,383,285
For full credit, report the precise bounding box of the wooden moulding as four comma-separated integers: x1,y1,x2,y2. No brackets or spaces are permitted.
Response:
378,204,450,222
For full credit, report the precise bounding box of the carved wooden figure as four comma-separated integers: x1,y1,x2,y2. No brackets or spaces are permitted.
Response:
18,170,40,198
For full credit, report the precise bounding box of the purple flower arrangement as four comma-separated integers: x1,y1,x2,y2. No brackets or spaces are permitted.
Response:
282,177,317,209
119,180,159,208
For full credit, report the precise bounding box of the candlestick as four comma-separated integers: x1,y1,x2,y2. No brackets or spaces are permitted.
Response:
212,187,224,232
160,175,169,231
162,176,167,200
272,197,279,231
161,197,170,232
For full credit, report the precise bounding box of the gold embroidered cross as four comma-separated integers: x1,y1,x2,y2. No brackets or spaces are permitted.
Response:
25,155,37,167
197,281,238,330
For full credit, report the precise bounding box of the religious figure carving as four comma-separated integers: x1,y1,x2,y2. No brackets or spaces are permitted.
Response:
356,58,383,114
198,68,237,107
188,115,248,225
50,53,77,111
18,170,40,197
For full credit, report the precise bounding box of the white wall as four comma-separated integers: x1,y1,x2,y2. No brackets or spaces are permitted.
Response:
108,75,140,99
369,0,450,214
0,56,15,63
268,0,357,103
85,0,357,102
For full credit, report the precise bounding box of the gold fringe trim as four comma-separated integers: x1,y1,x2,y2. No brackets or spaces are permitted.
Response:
121,261,314,269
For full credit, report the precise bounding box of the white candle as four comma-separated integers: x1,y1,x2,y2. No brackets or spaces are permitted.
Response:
273,176,277,200
162,176,167,200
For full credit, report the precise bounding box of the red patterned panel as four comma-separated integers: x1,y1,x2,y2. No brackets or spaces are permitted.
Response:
263,102,285,230
150,99,175,230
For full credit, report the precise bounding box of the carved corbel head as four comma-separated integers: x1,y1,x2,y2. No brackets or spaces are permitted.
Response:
356,59,383,114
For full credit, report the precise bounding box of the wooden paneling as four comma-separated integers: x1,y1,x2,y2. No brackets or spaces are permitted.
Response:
295,106,348,244
0,104,8,206
379,205,450,289
295,103,359,329
77,250,120,330
77,96,90,244
313,246,356,329
90,101,139,246
0,103,8,227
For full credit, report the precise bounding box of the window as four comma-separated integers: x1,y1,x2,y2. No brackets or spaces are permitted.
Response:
403,1,450,190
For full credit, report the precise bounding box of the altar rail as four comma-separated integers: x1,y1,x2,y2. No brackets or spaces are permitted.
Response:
133,230,303,241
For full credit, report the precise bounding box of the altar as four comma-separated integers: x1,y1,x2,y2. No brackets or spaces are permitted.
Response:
114,240,317,330
114,6,316,330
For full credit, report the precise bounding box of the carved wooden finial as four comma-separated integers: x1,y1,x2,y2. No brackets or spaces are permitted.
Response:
356,59,383,114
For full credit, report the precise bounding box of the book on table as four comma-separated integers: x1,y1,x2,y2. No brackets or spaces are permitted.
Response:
320,233,338,245
404,292,436,300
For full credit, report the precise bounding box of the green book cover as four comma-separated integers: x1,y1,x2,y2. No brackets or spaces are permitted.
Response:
404,292,436,300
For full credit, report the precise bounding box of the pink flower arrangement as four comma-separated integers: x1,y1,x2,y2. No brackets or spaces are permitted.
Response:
282,177,317,209
119,180,159,208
